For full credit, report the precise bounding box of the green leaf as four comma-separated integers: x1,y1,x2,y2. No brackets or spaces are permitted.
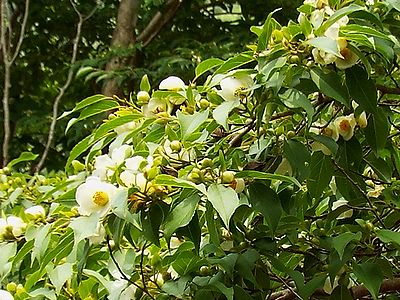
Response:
140,74,151,92
315,4,364,35
340,24,392,41
195,58,224,80
257,9,280,51
329,285,353,300
214,52,255,74
171,251,204,276
69,214,101,244
307,152,334,200
236,170,301,188
300,275,326,300
388,0,400,12
206,184,240,228
141,202,167,247
154,174,206,194
31,223,52,264
7,151,39,169
279,88,314,126
30,288,57,300
353,262,383,300
177,109,209,140
310,134,338,155
235,249,259,286
163,194,200,241
345,66,377,113
0,242,17,280
71,100,120,128
76,66,94,78
47,263,73,293
332,232,362,260
93,114,142,140
58,95,111,119
376,229,400,246
365,108,389,152
310,68,349,107
212,99,240,130
307,37,341,57
205,201,220,246
249,183,282,233
284,139,311,181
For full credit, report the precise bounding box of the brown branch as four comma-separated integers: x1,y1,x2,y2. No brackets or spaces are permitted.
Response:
269,278,400,300
137,0,182,47
1,0,30,167
377,85,400,95
33,1,97,173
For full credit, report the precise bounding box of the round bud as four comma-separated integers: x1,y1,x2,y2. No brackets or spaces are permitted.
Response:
221,171,235,184
286,130,296,139
137,91,150,103
272,29,284,43
170,140,182,152
201,158,213,169
199,99,210,109
7,282,17,293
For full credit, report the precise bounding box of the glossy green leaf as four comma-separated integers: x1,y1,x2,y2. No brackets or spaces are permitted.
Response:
171,251,204,276
154,174,206,194
236,170,301,188
257,9,280,51
332,232,362,260
329,285,353,300
315,4,364,35
353,262,383,300
7,151,39,169
69,214,101,244
376,229,400,246
310,68,349,107
284,139,311,181
163,194,200,241
345,66,377,113
195,58,224,79
48,263,73,293
307,152,334,200
177,109,209,140
206,184,240,228
365,108,389,152
249,182,282,233
58,94,111,119
214,52,255,74
279,88,314,126
212,99,240,130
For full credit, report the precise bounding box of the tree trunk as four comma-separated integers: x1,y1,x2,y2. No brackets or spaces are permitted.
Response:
102,0,140,98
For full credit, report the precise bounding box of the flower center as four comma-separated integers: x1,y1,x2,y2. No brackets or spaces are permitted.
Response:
340,48,351,60
322,127,333,137
92,191,109,207
339,120,350,132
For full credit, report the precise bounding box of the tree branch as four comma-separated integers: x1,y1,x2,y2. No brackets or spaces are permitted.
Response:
137,0,182,47
102,0,140,97
377,85,400,95
1,0,30,167
268,278,400,300
33,1,97,173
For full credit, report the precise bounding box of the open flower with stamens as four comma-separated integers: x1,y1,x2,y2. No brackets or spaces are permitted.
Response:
219,74,253,101
75,176,118,216
334,114,357,141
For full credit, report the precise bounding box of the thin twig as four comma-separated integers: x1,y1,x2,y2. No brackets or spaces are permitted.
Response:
10,0,30,64
333,160,386,228
139,242,155,299
106,236,151,296
33,2,98,173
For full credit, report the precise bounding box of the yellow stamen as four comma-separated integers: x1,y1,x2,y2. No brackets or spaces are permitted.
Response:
92,191,109,207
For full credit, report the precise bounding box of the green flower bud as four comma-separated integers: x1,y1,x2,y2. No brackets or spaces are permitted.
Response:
170,140,182,152
221,171,235,184
137,91,150,103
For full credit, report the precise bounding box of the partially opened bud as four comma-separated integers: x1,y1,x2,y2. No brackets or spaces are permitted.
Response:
159,76,185,91
137,91,150,103
25,205,46,220
356,111,368,128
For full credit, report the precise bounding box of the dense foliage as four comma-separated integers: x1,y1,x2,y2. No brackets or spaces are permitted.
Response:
1,0,400,299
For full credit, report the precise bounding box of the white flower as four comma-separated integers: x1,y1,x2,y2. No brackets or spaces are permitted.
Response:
332,199,353,219
93,154,114,180
367,184,385,198
219,75,253,101
137,90,150,103
0,290,14,300
120,156,151,191
159,76,185,91
25,205,46,220
312,48,337,65
0,216,27,239
334,115,357,141
110,144,132,165
142,98,170,117
321,123,339,141
75,176,118,216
